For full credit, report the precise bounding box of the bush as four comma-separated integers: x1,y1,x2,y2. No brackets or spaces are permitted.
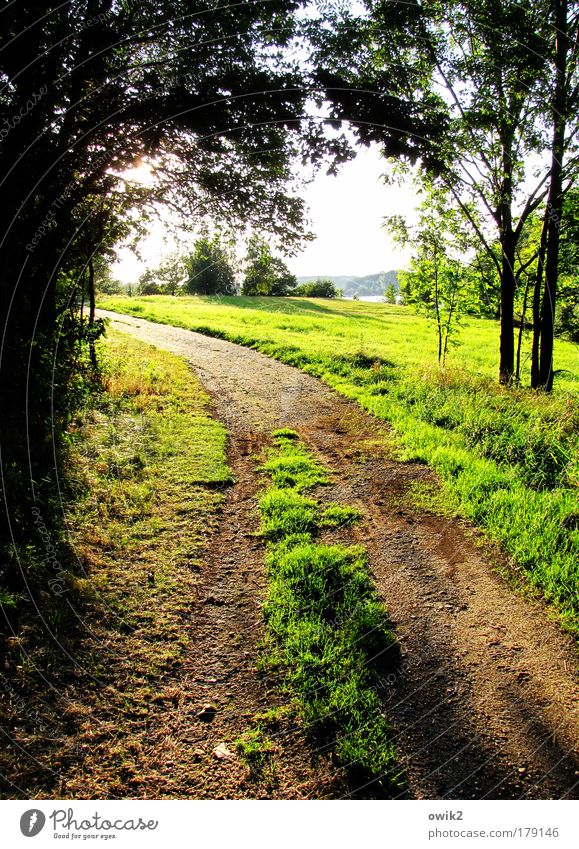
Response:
295,279,338,298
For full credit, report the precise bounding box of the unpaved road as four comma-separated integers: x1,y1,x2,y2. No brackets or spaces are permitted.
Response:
99,309,579,800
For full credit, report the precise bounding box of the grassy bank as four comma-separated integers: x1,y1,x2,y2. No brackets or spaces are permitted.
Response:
257,429,400,788
99,296,579,634
0,330,232,797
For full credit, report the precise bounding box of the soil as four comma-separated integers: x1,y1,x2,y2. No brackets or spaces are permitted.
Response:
97,309,579,800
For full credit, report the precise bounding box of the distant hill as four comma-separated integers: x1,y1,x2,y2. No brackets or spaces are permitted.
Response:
297,271,399,297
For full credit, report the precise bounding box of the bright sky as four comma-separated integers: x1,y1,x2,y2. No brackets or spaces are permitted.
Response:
111,144,417,284
291,145,417,277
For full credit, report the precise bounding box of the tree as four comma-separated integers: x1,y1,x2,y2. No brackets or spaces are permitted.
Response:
92,258,124,297
135,253,188,296
186,235,236,296
525,190,579,346
242,237,297,296
556,190,579,341
156,254,187,296
530,0,579,389
295,279,338,297
0,0,320,392
137,269,163,296
316,0,579,386
384,284,396,304
0,0,338,603
386,190,481,366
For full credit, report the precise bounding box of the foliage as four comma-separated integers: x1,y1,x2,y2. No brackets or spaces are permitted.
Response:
242,237,297,296
0,0,339,595
300,272,399,299
315,0,579,384
137,269,164,296
186,234,236,296
387,189,481,365
155,254,187,296
528,0,579,389
99,295,579,633
557,189,579,342
93,258,124,296
294,279,339,298
477,191,579,378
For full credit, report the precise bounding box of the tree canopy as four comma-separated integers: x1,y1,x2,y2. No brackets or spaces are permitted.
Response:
294,279,339,298
3,0,578,616
315,0,579,386
242,237,298,296
0,0,350,592
186,234,237,296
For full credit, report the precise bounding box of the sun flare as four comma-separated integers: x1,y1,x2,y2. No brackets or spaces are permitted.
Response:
119,158,157,186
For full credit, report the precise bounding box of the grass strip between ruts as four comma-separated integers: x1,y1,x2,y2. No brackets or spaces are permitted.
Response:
257,428,402,788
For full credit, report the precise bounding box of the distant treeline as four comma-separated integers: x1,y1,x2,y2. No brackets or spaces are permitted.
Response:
297,271,399,298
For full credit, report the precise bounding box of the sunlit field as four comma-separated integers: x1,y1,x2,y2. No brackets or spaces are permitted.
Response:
100,295,578,390
100,295,579,634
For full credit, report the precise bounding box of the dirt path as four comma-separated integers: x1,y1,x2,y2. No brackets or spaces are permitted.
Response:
143,427,342,800
98,309,579,800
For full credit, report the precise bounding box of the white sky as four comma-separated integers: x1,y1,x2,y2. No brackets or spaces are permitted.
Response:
111,144,417,284
291,145,416,277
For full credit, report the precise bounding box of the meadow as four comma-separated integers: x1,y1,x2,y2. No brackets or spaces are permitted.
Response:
99,295,579,634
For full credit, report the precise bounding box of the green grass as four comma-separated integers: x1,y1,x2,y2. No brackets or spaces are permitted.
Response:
0,330,233,798
100,295,579,635
234,726,277,776
261,431,328,490
257,430,400,788
99,295,579,392
320,504,364,528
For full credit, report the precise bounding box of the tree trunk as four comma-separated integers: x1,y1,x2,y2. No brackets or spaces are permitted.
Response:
88,256,97,370
434,265,442,365
539,205,562,391
443,288,457,367
515,273,531,384
499,232,516,384
530,213,549,387
538,0,568,392
498,132,516,385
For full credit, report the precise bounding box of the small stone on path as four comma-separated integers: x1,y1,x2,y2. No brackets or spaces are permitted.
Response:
213,743,236,761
